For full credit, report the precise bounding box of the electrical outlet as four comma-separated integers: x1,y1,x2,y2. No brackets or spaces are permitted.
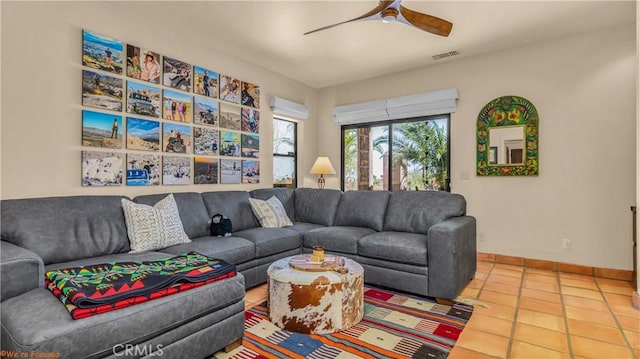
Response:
561,238,572,250
478,233,486,242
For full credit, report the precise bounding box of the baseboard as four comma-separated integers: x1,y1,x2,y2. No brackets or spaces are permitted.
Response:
478,252,635,283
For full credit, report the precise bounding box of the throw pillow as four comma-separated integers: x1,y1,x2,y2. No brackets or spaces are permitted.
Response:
121,194,191,253
248,196,293,228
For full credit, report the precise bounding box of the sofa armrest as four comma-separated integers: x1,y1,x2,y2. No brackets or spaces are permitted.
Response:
1,240,44,301
427,216,476,300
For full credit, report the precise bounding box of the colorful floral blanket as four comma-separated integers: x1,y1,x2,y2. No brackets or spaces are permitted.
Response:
45,252,236,319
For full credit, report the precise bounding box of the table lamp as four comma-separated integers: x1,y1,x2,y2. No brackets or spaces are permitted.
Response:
309,156,336,189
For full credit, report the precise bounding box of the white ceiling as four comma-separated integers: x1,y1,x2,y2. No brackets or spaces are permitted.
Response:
124,1,636,89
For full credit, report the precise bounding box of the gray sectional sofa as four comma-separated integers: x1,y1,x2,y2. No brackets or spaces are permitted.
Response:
0,188,476,358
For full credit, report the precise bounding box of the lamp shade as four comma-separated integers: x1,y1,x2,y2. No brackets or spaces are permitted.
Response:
309,157,336,175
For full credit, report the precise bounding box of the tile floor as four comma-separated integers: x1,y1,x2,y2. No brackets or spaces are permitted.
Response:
243,261,640,359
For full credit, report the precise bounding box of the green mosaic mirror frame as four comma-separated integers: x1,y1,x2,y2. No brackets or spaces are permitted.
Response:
476,96,539,176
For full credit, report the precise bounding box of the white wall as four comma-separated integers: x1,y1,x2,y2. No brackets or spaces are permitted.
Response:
317,24,637,270
0,1,319,199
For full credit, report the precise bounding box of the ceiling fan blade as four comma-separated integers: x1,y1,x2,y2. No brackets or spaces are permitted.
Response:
398,5,453,37
304,0,394,35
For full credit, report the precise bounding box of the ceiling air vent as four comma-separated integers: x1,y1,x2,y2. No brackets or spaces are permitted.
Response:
432,50,460,61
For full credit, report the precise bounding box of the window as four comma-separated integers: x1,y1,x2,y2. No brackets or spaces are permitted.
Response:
273,118,297,188
341,115,450,192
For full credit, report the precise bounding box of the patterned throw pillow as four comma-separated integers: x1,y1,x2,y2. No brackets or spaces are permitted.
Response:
248,196,293,228
121,194,191,253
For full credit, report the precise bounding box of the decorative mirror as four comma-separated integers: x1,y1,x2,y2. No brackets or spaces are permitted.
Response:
477,96,539,176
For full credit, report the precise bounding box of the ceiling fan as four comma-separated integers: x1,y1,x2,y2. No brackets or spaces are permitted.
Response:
304,0,453,37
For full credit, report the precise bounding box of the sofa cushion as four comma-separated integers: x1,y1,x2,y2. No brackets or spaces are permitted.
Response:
358,232,428,266
303,226,375,255
0,275,244,358
294,188,342,226
289,222,326,233
122,195,191,253
234,228,301,258
161,236,255,265
201,191,258,232
334,191,390,231
250,188,295,220
383,191,466,233
1,241,44,302
248,196,293,228
134,192,211,238
1,196,130,264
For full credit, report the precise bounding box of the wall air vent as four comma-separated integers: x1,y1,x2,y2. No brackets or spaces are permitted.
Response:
432,50,460,61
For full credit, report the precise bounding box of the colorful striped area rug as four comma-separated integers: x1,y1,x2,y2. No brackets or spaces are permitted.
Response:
216,286,473,359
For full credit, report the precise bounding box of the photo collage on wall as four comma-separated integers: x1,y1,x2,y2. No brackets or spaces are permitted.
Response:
80,29,260,187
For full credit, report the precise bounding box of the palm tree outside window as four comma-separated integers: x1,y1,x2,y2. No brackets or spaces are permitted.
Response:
341,115,450,192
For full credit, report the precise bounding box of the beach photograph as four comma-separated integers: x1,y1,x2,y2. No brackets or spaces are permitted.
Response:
219,130,241,157
241,82,260,109
220,159,241,184
126,117,160,151
81,151,122,186
163,56,192,92
82,69,123,111
193,96,218,126
163,89,192,122
219,74,240,103
241,108,260,133
82,110,122,149
127,81,161,118
194,127,219,156
242,160,260,184
82,29,123,75
241,134,259,158
163,122,191,154
220,103,241,131
194,157,218,185
194,66,218,98
162,155,190,185
126,153,160,186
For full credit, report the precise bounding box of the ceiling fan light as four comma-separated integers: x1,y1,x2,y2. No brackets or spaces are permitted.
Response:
381,15,396,23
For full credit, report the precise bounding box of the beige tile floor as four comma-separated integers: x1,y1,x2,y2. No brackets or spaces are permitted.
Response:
244,261,639,359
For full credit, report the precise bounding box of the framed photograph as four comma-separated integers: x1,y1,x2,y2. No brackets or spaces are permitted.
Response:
193,96,218,126
194,66,218,98
162,156,191,185
163,56,192,92
220,103,241,131
219,130,241,157
126,45,161,84
241,108,260,133
163,122,191,154
162,89,192,123
241,134,259,158
489,146,498,165
126,81,161,118
126,153,160,186
81,151,122,186
219,74,240,103
82,110,122,149
242,160,260,184
194,157,218,185
126,117,160,151
82,29,123,75
194,127,219,156
220,159,241,184
82,69,123,111
241,82,260,109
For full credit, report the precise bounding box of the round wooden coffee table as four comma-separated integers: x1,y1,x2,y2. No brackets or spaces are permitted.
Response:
267,255,364,334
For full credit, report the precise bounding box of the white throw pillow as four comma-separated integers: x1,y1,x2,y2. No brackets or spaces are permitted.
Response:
249,196,293,228
121,194,191,253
